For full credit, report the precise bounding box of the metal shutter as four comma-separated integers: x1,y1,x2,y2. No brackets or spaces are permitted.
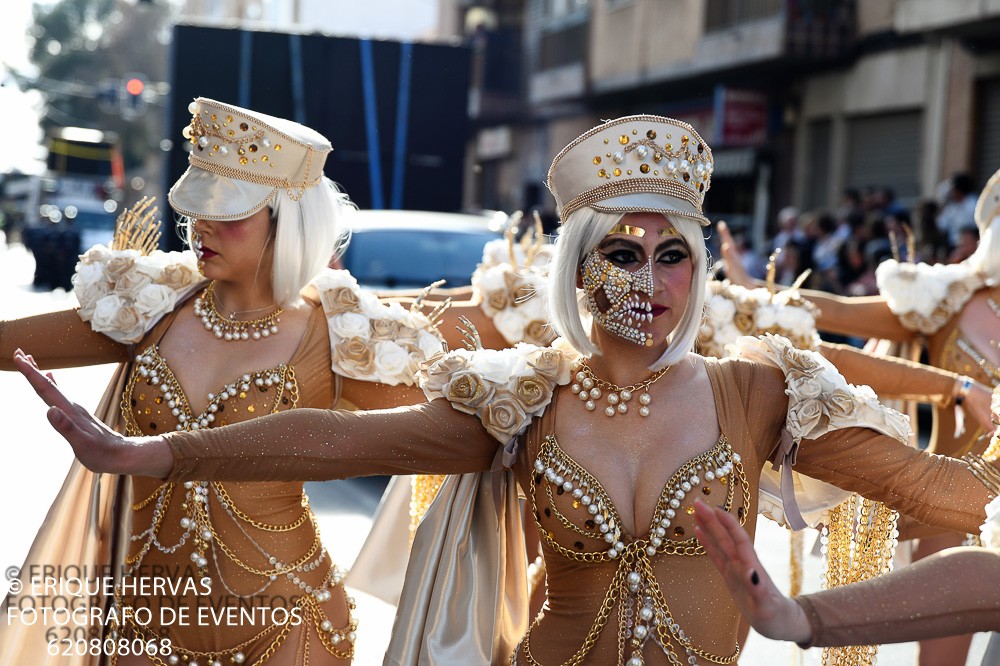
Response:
806,119,832,209
845,110,923,204
977,78,1000,185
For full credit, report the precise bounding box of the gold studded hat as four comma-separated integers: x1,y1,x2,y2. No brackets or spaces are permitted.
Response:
547,115,714,226
168,98,332,221
975,167,1000,233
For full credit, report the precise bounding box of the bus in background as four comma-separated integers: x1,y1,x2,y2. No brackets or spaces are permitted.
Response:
25,127,124,289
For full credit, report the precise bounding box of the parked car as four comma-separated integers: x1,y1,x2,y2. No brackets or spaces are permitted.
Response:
339,209,506,289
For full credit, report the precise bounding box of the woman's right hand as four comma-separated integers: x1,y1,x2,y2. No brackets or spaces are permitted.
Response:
693,501,813,645
13,350,173,478
716,221,754,287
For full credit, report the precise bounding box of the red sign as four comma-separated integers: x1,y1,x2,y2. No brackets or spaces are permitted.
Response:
714,87,768,147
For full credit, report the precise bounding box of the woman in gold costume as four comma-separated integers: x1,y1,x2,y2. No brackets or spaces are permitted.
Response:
719,166,1000,663
0,98,501,666
17,115,1000,666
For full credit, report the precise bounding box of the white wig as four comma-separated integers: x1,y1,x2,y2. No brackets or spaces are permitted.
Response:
965,216,1000,282
183,177,352,306
548,208,708,369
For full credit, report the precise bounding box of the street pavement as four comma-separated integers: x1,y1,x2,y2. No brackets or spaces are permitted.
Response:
0,241,987,664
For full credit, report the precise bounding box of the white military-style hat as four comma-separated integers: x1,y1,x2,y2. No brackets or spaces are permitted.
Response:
168,98,332,221
975,167,1000,233
547,115,715,226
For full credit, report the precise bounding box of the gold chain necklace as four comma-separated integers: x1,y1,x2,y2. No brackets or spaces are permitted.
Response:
572,361,670,418
194,281,283,342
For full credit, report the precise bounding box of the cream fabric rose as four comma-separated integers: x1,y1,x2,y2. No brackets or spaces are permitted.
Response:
494,309,528,345
328,312,372,341
334,338,377,378
482,396,529,440
73,263,110,319
359,292,389,321
91,296,145,343
323,286,361,315
980,495,1000,549
416,330,444,359
706,294,736,327
475,348,528,384
114,269,153,295
443,370,495,414
373,340,411,384
104,252,139,281
80,244,113,264
134,284,177,320
312,268,360,293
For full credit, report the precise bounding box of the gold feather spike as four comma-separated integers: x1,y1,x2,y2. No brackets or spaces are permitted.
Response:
789,269,812,291
426,297,453,327
409,279,447,313
505,224,519,266
765,248,781,299
112,196,161,255
456,315,483,351
903,223,916,264
525,210,546,265
889,230,901,263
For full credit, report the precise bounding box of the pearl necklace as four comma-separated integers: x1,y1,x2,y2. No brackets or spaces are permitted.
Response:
572,361,670,417
194,281,282,342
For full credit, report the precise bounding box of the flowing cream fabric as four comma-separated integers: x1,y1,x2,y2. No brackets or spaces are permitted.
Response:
0,364,131,666
383,470,528,665
344,474,412,605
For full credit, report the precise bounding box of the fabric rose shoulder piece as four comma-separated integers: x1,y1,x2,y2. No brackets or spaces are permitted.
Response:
75,247,203,343
420,339,577,450
732,334,912,529
307,269,447,386
699,280,820,358
875,259,984,335
472,227,557,347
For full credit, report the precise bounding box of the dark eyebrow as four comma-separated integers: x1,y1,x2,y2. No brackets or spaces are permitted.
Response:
655,237,689,253
597,237,643,251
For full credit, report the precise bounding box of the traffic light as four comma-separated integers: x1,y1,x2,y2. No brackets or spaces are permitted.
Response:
120,73,147,119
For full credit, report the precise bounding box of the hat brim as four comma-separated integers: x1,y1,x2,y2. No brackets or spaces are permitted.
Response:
168,165,278,221
589,192,710,226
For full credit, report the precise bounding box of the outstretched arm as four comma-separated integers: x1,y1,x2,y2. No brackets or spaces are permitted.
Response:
714,221,911,341
15,350,499,482
695,502,1000,647
818,341,993,432
1,309,129,371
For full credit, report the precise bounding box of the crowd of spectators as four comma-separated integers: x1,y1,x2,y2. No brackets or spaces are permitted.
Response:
728,172,982,297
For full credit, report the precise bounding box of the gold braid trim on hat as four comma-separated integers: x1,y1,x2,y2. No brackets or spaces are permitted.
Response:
189,151,323,194
560,178,705,222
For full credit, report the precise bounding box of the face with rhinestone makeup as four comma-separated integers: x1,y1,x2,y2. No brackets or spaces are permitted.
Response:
581,212,693,348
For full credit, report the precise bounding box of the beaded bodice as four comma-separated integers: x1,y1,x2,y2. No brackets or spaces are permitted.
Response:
115,318,356,660
522,431,751,666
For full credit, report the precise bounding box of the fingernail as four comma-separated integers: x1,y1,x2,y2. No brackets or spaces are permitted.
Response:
750,570,760,586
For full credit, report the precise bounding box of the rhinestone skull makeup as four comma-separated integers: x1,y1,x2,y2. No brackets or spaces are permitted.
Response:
581,249,655,347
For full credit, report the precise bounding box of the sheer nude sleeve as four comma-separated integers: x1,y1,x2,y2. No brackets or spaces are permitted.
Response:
817,341,959,406
0,309,130,371
793,428,995,533
795,547,1000,647
798,289,913,341
165,398,499,483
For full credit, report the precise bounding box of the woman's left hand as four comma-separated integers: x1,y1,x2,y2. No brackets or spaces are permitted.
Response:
693,501,812,644
13,350,173,478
